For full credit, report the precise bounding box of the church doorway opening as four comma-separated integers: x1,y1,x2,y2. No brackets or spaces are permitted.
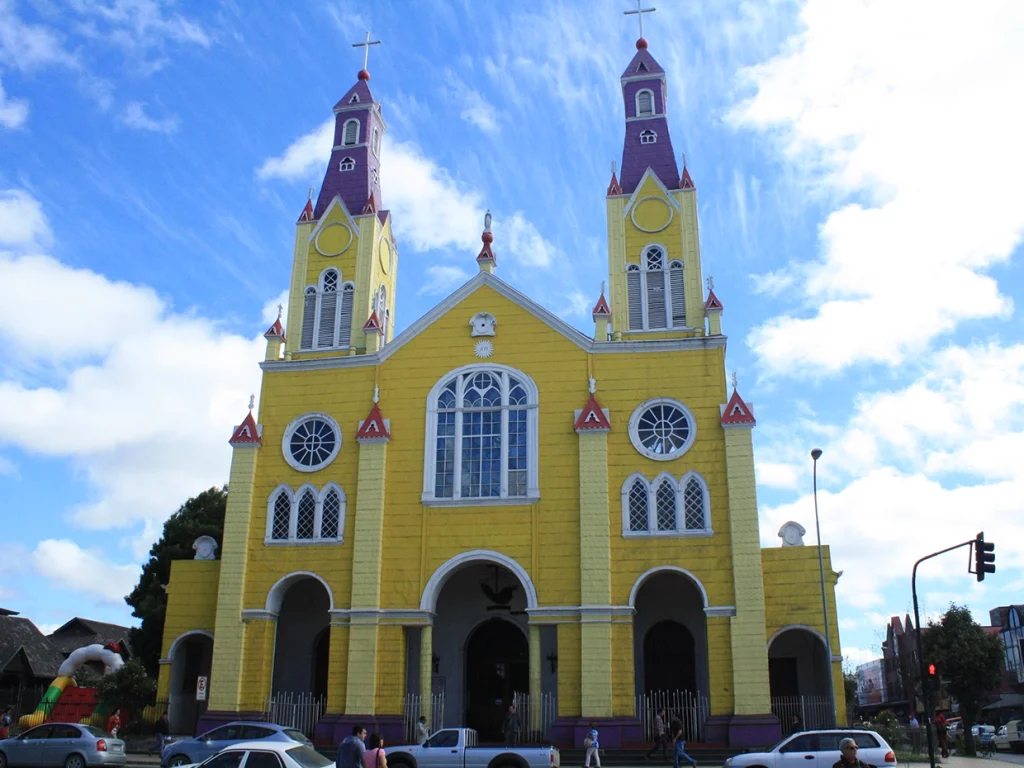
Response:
768,627,833,729
643,620,696,694
271,576,331,699
168,632,213,735
465,619,528,741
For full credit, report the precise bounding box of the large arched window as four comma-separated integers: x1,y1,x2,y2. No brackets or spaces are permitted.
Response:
265,483,347,544
621,471,711,537
636,89,654,117
626,247,687,331
342,119,359,147
299,270,355,351
423,365,539,505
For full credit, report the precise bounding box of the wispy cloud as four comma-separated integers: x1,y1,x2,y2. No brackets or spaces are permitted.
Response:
445,68,500,134
0,189,52,249
121,101,178,133
0,76,27,128
418,265,471,297
32,539,140,604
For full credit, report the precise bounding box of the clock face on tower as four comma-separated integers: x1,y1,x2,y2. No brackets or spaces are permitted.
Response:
379,239,391,274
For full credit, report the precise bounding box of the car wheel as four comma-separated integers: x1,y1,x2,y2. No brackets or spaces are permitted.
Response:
169,755,192,767
0,750,7,768
64,754,86,768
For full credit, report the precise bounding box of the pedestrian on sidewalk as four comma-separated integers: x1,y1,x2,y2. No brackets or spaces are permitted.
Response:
504,705,521,748
583,722,600,768
646,710,668,762
934,712,949,759
832,738,870,768
153,712,170,755
415,716,429,745
671,718,696,768
338,725,367,768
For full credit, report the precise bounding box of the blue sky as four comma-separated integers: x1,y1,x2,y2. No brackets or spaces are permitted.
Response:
1,0,1023,668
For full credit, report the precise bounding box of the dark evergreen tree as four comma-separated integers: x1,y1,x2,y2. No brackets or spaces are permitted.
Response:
125,487,227,676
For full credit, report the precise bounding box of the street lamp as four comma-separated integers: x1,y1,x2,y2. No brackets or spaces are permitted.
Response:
811,448,838,726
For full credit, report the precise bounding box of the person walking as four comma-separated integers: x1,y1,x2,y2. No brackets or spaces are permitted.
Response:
646,710,668,762
338,725,367,768
362,733,387,768
584,722,600,768
791,714,803,734
153,712,170,755
908,714,921,753
832,738,870,768
107,709,121,738
503,705,521,748
934,712,949,758
415,716,429,745
671,718,696,768
0,706,12,739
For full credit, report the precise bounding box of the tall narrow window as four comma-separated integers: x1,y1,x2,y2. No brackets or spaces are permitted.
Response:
684,476,707,530
296,489,316,539
321,488,341,539
627,264,643,330
300,286,316,349
271,490,290,540
670,260,686,327
372,127,381,157
628,479,649,532
338,283,354,348
316,269,339,348
639,129,657,145
425,366,538,504
376,285,388,340
343,119,359,147
637,89,654,117
621,471,711,537
645,247,667,329
265,483,347,545
655,479,677,531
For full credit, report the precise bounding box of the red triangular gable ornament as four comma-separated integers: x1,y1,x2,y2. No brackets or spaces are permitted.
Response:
704,289,723,311
356,403,391,441
297,199,314,223
720,390,756,427
574,395,611,431
680,167,695,190
229,411,262,446
592,293,612,317
362,194,376,215
607,171,622,196
264,318,285,339
477,242,496,263
363,311,383,333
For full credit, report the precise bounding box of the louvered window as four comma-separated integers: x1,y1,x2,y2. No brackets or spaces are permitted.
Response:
637,90,654,117
627,265,643,330
343,119,359,147
316,270,339,348
300,287,316,349
271,491,290,540
670,260,686,327
628,479,649,532
321,489,341,539
296,490,316,539
337,284,354,348
645,248,667,329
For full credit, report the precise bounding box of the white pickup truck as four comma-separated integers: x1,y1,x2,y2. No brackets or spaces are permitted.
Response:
386,728,559,768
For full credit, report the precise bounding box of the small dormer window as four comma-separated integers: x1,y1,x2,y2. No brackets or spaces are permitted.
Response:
372,128,381,157
639,129,657,145
349,94,359,104
343,119,359,147
339,157,355,172
637,89,654,117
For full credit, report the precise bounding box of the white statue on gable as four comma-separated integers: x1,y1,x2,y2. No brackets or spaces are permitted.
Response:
193,535,218,560
469,312,497,337
778,521,806,547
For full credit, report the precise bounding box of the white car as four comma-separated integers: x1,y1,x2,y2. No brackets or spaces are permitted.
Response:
724,730,896,768
180,741,333,768
994,726,1008,751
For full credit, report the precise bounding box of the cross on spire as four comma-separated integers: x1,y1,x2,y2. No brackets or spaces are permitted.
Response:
276,303,283,320
624,0,656,40
706,275,714,291
730,371,738,391
248,394,255,411
352,30,381,74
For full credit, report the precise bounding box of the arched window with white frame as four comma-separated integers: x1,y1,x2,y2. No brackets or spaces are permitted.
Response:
301,269,352,351
315,269,340,349
636,89,654,117
621,471,711,537
626,247,686,331
265,482,346,544
669,260,686,326
342,118,359,147
639,129,657,145
300,286,317,349
423,365,539,504
339,157,355,171
372,127,381,157
374,284,389,340
338,282,355,348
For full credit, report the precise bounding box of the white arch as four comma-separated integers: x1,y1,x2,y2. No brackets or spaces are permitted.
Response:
420,550,538,612
426,363,539,404
167,630,214,661
265,483,293,540
767,623,829,653
635,88,655,117
266,571,335,614
628,565,709,609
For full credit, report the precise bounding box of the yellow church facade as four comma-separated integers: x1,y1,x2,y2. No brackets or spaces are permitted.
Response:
156,38,844,749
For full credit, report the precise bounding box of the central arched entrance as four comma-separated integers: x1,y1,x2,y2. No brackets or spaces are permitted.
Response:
465,619,528,741
271,575,331,699
643,620,696,694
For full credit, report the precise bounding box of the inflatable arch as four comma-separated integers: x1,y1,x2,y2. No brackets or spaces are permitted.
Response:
19,642,125,729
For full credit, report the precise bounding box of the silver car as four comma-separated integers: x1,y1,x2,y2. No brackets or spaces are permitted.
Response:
0,723,126,768
162,723,312,768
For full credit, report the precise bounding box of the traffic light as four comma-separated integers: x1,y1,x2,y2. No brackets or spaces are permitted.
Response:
975,531,996,582
928,663,937,677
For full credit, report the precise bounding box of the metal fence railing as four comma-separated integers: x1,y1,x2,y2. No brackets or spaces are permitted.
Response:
636,690,710,743
771,695,836,732
263,692,325,738
403,693,445,742
512,691,557,743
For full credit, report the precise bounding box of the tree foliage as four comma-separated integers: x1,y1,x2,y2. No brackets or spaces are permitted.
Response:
923,604,1003,756
125,486,227,675
843,670,858,724
95,659,157,718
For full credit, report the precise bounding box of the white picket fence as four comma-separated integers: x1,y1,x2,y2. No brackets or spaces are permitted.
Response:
770,695,835,731
512,691,558,742
403,692,446,742
636,690,711,742
263,691,326,737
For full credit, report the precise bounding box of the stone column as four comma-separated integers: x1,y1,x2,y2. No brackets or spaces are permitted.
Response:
419,625,433,727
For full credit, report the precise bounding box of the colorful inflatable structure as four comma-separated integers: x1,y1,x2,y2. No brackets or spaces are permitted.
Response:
19,642,124,729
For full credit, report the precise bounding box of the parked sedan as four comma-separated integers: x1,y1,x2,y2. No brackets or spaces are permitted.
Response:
0,723,126,768
180,741,333,768
162,723,311,768
724,729,896,768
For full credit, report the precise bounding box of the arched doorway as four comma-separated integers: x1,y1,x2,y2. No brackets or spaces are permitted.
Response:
768,626,832,729
167,632,213,735
271,577,331,696
643,620,696,694
465,619,528,741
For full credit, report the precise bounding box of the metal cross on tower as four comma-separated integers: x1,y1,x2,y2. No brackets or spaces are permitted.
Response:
352,30,381,71
624,0,656,39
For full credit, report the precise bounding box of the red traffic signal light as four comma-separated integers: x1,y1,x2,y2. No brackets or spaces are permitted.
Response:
928,663,937,676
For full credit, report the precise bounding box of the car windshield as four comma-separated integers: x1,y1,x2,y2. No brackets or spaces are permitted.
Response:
83,726,109,738
286,746,333,768
283,729,313,745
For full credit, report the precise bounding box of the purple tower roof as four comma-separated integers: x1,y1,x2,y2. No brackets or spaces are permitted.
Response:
314,72,386,219
618,41,680,195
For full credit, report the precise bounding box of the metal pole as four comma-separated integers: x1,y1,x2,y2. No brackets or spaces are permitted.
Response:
811,450,838,726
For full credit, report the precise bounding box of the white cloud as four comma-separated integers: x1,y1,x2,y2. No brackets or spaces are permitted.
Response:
843,646,880,667
121,101,178,134
256,120,332,183
0,3,77,71
731,0,1024,377
0,189,52,249
33,622,61,635
498,212,555,269
756,460,800,490
839,617,858,630
66,0,210,52
31,539,140,604
0,455,16,476
446,69,500,134
418,265,470,297
0,76,27,128
749,268,797,297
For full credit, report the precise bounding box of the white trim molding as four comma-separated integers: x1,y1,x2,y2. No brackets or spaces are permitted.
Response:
704,606,737,617
627,398,697,461
628,565,709,608
281,412,342,472
621,469,712,538
768,623,830,652
265,571,335,614
166,629,214,660
420,550,538,612
241,608,278,622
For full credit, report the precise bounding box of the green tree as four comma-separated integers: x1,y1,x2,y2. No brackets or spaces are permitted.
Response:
125,486,227,676
95,659,157,725
843,670,858,724
923,604,1002,756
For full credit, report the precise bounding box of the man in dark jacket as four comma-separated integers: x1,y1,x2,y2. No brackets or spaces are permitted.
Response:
832,738,870,768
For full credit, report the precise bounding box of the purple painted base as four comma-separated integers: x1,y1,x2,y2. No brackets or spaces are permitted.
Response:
195,710,266,737
315,714,405,746
704,714,781,749
548,717,643,748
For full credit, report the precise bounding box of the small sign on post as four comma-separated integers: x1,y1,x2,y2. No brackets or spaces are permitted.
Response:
196,676,208,702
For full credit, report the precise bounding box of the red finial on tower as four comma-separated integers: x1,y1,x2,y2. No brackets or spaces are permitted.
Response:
625,0,656,49
298,187,315,222
592,281,612,318
607,161,623,196
352,31,380,82
636,38,648,49
477,210,496,270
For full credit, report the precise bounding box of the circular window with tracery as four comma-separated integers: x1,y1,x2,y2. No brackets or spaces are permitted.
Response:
282,413,341,472
628,398,696,461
